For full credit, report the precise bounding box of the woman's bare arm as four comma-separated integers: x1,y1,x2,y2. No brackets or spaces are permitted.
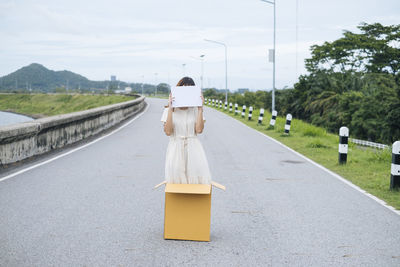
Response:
164,93,174,136
195,93,205,134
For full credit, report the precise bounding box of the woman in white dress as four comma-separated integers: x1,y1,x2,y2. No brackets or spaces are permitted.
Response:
160,77,212,184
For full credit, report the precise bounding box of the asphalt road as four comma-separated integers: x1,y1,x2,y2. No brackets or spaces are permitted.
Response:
1,97,399,266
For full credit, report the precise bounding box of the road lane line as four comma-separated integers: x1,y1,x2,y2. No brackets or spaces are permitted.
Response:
214,108,400,216
0,103,150,183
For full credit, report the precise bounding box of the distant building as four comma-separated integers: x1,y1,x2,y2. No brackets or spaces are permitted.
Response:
111,75,116,81
237,88,249,94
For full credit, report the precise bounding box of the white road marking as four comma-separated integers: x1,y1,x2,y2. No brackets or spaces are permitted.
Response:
0,103,150,183
216,108,400,216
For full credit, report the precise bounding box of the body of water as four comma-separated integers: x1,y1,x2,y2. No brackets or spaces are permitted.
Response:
0,111,34,127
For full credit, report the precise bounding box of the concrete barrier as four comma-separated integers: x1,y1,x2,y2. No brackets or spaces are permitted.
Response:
0,95,146,165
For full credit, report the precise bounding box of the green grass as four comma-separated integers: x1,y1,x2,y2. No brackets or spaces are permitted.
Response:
0,93,137,118
207,103,399,210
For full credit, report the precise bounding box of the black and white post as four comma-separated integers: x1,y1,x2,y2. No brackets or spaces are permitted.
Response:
390,141,400,190
219,100,222,109
212,99,215,106
235,103,238,115
269,110,277,127
338,126,349,164
224,101,228,110
241,105,246,118
248,106,253,120
258,108,265,124
284,114,292,134
229,102,232,112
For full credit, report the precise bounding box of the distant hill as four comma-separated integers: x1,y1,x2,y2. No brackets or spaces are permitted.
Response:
0,63,153,93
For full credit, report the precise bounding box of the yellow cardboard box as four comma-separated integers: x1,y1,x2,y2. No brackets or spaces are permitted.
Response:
155,181,225,242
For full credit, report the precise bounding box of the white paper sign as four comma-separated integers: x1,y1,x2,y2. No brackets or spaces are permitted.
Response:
171,85,202,107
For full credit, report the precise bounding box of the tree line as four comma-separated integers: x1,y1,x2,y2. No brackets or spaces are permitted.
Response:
204,23,400,144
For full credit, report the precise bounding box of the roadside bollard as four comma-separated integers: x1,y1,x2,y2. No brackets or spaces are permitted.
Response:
269,110,277,127
208,99,210,105
212,99,215,106
390,141,400,189
284,114,292,134
229,103,232,112
219,100,222,109
248,106,253,120
258,108,264,124
241,105,246,118
235,103,238,115
224,101,227,110
338,126,349,164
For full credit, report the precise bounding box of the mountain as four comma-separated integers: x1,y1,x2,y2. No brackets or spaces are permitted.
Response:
0,63,130,92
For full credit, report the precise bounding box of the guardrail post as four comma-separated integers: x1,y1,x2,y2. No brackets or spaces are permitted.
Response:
229,102,232,112
269,110,277,127
235,103,238,115
258,108,264,124
284,114,292,134
390,141,400,190
219,100,222,109
224,101,228,110
248,106,253,120
241,105,246,118
339,126,349,164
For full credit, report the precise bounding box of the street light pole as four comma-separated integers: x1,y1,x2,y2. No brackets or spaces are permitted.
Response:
190,55,206,90
182,64,186,76
200,54,205,90
261,0,276,112
141,75,144,95
204,39,228,104
154,73,158,96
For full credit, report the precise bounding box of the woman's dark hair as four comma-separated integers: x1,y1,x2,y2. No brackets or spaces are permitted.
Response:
176,77,195,86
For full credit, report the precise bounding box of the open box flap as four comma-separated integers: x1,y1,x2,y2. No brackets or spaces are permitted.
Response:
165,184,211,194
154,180,226,192
211,181,226,191
154,181,167,189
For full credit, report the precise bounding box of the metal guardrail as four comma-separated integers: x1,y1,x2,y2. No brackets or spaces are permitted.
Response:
349,138,389,149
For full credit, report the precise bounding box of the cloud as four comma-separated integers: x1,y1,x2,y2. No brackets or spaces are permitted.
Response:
0,0,399,90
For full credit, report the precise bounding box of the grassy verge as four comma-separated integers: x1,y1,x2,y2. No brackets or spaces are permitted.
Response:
0,94,137,118
207,104,399,210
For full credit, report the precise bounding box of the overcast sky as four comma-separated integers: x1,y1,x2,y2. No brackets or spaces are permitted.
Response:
0,0,399,91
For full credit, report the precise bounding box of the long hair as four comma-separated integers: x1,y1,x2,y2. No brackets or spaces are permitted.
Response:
165,77,196,109
176,77,195,86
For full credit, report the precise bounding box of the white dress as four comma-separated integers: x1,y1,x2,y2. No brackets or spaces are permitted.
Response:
161,107,212,184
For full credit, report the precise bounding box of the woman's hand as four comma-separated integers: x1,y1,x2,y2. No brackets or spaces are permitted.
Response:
195,92,205,133
168,92,175,108
199,92,204,110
